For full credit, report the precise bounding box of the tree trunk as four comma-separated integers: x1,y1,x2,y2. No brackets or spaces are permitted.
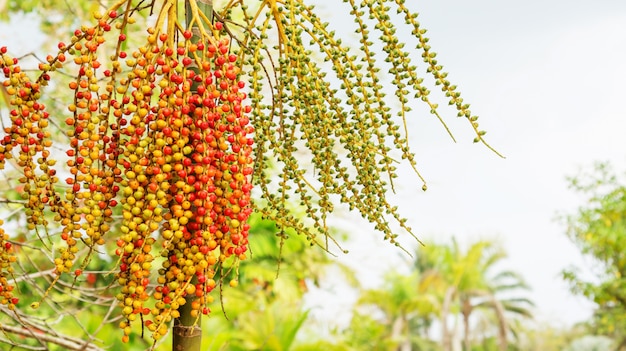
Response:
490,296,508,351
173,1,213,350
441,286,456,351
461,297,471,351
391,316,411,351
173,315,202,351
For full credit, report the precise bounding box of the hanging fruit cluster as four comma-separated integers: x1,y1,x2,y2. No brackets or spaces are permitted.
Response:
0,0,253,342
0,0,501,345
0,220,17,309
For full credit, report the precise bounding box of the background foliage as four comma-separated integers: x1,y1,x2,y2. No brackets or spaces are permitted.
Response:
562,163,626,348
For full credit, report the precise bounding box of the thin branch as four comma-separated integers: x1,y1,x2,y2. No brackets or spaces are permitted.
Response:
0,337,47,350
0,324,104,351
77,298,118,350
0,198,26,205
12,268,55,283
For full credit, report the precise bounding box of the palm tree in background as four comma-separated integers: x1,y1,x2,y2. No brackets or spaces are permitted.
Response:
355,271,441,351
416,239,533,351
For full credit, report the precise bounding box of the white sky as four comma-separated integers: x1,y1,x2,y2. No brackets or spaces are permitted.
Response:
2,0,626,336
406,0,626,325
303,0,626,331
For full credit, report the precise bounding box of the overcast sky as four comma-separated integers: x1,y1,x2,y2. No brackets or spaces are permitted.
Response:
2,0,626,334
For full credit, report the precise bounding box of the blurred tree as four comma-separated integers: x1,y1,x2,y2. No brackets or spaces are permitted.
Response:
352,271,441,351
562,162,626,349
328,239,532,351
416,239,533,351
564,335,614,351
516,323,585,351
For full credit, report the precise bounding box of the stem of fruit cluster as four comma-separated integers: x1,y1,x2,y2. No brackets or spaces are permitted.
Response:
172,2,213,351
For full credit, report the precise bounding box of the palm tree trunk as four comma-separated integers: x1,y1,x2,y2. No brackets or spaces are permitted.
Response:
173,315,202,351
173,1,213,349
490,296,508,351
461,297,471,351
441,286,456,351
391,316,411,351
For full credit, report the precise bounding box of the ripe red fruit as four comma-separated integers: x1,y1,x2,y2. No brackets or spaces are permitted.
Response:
175,194,184,203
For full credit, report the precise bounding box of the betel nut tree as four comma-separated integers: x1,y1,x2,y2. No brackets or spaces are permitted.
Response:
0,0,501,349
